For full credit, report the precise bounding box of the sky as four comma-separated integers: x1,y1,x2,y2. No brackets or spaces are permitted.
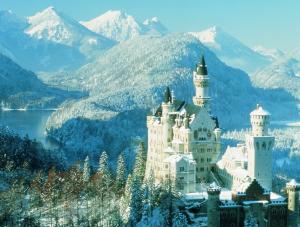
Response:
0,0,299,51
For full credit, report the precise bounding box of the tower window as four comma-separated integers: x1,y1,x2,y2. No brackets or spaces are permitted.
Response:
256,142,260,150
179,167,184,172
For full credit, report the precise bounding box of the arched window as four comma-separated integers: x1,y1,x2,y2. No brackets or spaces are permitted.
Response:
262,142,266,150
256,142,260,150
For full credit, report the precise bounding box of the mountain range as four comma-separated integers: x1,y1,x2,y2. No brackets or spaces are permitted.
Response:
45,34,298,161
252,57,300,99
80,10,168,42
0,7,299,163
190,26,272,74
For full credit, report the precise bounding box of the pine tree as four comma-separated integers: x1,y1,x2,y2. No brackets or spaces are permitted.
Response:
129,176,143,225
83,156,90,183
119,174,132,224
133,142,146,183
116,152,126,191
98,151,111,188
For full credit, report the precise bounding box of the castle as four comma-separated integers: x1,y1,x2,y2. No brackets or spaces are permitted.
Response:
145,56,300,226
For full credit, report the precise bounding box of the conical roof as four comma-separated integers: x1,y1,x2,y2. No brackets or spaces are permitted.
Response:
164,86,172,103
197,55,208,75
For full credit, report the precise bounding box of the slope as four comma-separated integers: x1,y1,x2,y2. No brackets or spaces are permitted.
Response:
80,10,168,42
25,7,116,57
252,58,300,99
0,54,82,109
0,10,85,72
45,34,298,161
190,26,270,74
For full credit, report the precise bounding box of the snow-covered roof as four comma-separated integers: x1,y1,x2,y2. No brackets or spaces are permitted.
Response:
286,179,300,188
185,188,232,201
217,145,248,174
163,153,195,164
250,105,270,116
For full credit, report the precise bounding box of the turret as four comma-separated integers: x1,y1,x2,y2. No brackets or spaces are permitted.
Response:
286,179,300,227
207,182,221,227
213,128,222,162
246,105,274,190
193,55,211,112
161,87,173,147
250,104,270,136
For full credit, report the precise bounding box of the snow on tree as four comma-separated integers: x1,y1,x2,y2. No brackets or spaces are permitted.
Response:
116,152,126,190
83,155,90,182
98,151,112,188
119,174,132,224
133,142,146,183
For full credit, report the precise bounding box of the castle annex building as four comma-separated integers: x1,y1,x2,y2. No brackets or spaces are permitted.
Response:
145,56,300,226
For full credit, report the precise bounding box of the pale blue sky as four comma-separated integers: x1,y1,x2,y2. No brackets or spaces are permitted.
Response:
0,0,299,51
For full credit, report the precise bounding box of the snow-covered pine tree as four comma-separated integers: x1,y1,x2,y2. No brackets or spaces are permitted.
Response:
133,141,146,183
116,152,126,191
98,151,111,188
119,174,132,224
129,176,143,225
83,155,90,182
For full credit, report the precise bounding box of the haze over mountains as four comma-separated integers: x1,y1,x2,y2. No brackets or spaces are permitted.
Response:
0,7,300,160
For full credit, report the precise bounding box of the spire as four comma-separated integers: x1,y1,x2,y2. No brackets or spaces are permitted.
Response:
164,87,172,103
197,55,208,75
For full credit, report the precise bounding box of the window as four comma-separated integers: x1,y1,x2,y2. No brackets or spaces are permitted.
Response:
201,158,204,163
256,142,260,150
200,167,204,172
179,167,184,172
165,164,168,169
262,142,266,150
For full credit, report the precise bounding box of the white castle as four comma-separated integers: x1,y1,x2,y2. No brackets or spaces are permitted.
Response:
144,56,300,226
145,55,274,193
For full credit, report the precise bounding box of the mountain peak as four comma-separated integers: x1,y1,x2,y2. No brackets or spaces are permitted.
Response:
81,10,142,42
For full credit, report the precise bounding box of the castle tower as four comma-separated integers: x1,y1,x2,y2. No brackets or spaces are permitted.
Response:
193,55,211,112
161,87,173,147
246,105,274,190
286,179,300,227
207,182,221,227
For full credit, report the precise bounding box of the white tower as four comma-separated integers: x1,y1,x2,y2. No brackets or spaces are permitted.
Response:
193,56,211,112
161,87,173,147
286,179,300,227
246,104,274,190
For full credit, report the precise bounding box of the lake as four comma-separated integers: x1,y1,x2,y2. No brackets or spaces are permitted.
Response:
0,110,58,149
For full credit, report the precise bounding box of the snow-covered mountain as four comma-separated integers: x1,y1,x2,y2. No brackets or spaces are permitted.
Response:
252,57,300,99
45,34,298,160
143,17,169,36
0,54,81,109
253,45,285,61
190,26,270,74
80,10,168,42
0,9,86,72
25,7,115,56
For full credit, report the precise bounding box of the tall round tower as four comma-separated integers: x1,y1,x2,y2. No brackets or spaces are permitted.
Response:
161,87,173,147
193,55,211,112
250,104,270,136
246,104,274,190
207,182,221,227
286,179,300,227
